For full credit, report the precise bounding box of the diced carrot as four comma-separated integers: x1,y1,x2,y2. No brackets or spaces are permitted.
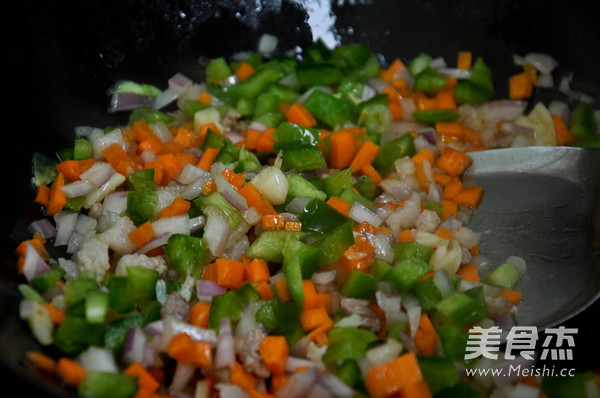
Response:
238,182,263,208
326,196,350,217
253,198,277,216
436,88,457,110
189,301,211,328
300,307,330,332
259,336,289,376
392,76,411,97
235,61,256,81
255,281,274,300
389,102,403,121
379,58,407,83
132,120,155,142
433,172,452,186
124,362,160,394
56,357,87,387
56,158,95,182
414,165,429,191
552,114,575,146
158,197,191,219
274,278,291,303
216,258,246,290
250,390,278,398
463,127,482,147
231,361,258,392
443,178,463,200
306,317,334,345
25,350,56,374
412,149,435,168
435,122,463,139
355,234,376,255
469,244,480,256
413,92,437,110
453,186,484,207
222,168,246,190
202,262,218,281
497,289,523,305
197,90,213,105
245,258,270,283
284,221,303,232
382,85,401,104
456,262,480,282
339,244,374,274
349,140,380,172
457,51,472,70
245,130,263,151
261,214,285,230
197,147,220,171
523,64,538,84
364,352,423,398
402,380,433,398
198,122,222,142
256,128,276,153
399,229,414,242
361,163,382,185
434,226,453,240
436,147,473,177
509,72,533,100
286,103,317,128
43,302,65,325
167,333,212,369
46,172,67,216
329,129,358,169
414,314,439,356
128,221,155,247
35,184,50,207
441,199,458,220
202,180,218,195
173,126,202,149
302,280,319,309
138,135,166,155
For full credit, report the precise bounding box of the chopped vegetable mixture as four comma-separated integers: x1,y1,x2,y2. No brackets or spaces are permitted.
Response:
17,38,600,398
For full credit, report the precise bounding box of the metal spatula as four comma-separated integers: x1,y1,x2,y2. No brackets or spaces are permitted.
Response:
465,146,600,330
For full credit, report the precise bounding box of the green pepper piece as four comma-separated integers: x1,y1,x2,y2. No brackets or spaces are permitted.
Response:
422,200,443,217
384,257,432,292
570,102,596,139
256,299,280,333
126,266,159,304
73,138,93,160
209,291,246,330
246,230,304,263
412,109,459,124
253,111,285,128
341,270,378,299
482,262,520,290
126,189,158,225
541,373,594,398
55,315,105,355
128,106,175,126
469,58,494,96
436,288,489,327
413,67,450,95
317,221,355,266
331,43,381,80
409,53,433,76
298,198,349,235
30,267,66,293
354,174,378,201
296,63,343,87
273,122,321,148
236,282,261,305
202,127,225,151
264,82,301,103
304,40,332,64
127,168,156,192
338,187,374,209
335,359,361,388
165,234,207,279
372,134,417,176
103,313,145,353
78,371,139,398
303,89,354,129
280,146,327,172
107,276,136,314
254,92,280,116
435,382,485,398
393,241,435,263
18,284,45,303
436,325,469,363
184,98,209,118
412,277,442,312
196,191,243,229
215,140,241,164
227,66,283,99
322,168,354,198
273,301,305,347
206,57,232,84
283,252,304,308
322,327,378,367
454,58,494,105
32,152,58,187
108,80,161,97
64,276,99,307
283,239,321,279
235,146,262,173
418,356,460,392
337,78,365,98
85,290,110,324
369,258,392,280
286,173,327,201
359,103,393,135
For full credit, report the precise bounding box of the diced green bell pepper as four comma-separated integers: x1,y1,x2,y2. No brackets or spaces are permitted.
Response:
235,146,262,173
393,241,435,263
359,103,393,135
227,66,283,99
282,238,321,279
280,146,327,171
335,359,361,388
412,67,450,95
85,290,110,324
409,53,433,76
338,187,374,209
107,276,136,314
341,270,378,299
303,89,354,129
30,267,66,293
127,168,156,192
165,233,207,279
298,198,349,235
296,63,343,87
286,173,327,201
103,313,145,353
384,257,432,292
196,191,243,229
436,287,488,327
330,43,381,80
64,276,99,307
256,299,280,333
254,92,280,116
412,109,459,123
273,122,321,148
482,262,520,290
354,174,378,201
126,266,159,303
127,189,158,225
435,382,485,398
78,371,139,398
73,138,93,160
322,168,354,198
418,356,460,392
412,277,442,312
32,152,58,187
205,57,232,84
128,107,175,126
541,373,595,398
322,327,378,367
369,258,392,280
209,291,246,330
372,134,416,175
246,229,304,263
436,325,469,363
55,314,105,355
570,102,596,140
317,221,355,266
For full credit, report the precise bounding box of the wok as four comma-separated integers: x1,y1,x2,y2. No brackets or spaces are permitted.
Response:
2,0,600,395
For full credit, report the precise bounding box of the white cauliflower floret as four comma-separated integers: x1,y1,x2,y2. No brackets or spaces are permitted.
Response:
98,216,137,255
115,253,168,277
72,238,110,282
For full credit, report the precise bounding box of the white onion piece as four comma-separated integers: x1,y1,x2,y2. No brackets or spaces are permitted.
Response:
368,233,394,263
60,179,96,198
348,202,382,227
524,53,558,75
153,87,178,110
366,338,404,367
312,270,337,285
149,121,173,143
169,362,196,394
433,270,453,298
81,162,116,187
234,303,257,338
406,304,422,338
180,175,211,200
28,219,57,240
54,211,78,246
92,129,123,160
275,367,317,398
215,384,249,398
203,207,231,257
243,207,262,226
215,317,235,369
479,100,528,122
151,214,190,237
102,191,128,215
285,356,315,373
122,326,156,367
84,172,126,209
251,156,288,205
109,92,154,113
168,318,218,345
216,174,248,211
189,215,206,233
168,73,193,96
22,242,50,281
135,232,170,254
548,100,570,125
196,280,226,298
317,372,355,398
176,163,210,185
285,196,312,215
78,346,118,373
436,67,472,79
140,149,157,165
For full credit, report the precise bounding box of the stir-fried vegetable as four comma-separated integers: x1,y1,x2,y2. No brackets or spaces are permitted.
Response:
18,37,600,398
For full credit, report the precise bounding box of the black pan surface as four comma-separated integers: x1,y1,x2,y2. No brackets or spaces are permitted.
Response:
3,0,600,395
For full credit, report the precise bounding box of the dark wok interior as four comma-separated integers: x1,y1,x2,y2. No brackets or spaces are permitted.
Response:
3,0,600,395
